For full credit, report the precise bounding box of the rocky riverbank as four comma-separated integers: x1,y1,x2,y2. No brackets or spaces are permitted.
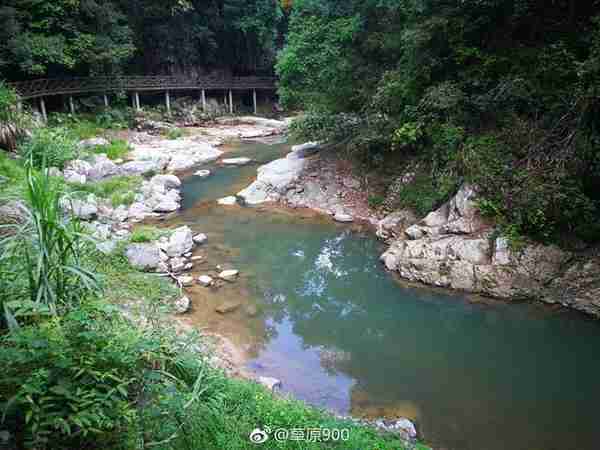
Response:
234,140,600,318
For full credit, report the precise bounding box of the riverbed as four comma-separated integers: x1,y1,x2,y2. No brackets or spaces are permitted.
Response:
165,138,600,450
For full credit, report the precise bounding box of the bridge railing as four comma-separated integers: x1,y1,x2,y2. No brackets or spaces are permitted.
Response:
8,76,278,99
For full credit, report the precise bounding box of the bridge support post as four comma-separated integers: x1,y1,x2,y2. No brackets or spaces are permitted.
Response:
134,92,140,111
69,96,75,115
103,94,109,108
229,89,233,114
165,91,171,113
201,89,206,112
40,97,47,122
253,89,257,115
17,101,22,112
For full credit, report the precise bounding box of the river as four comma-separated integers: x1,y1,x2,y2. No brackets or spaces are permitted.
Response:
164,138,600,450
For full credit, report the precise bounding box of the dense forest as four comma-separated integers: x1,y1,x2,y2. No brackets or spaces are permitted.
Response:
0,0,284,78
277,0,600,247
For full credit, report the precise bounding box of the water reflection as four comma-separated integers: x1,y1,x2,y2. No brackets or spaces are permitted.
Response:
162,139,600,450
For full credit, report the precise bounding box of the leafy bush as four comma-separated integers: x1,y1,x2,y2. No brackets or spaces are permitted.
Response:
69,175,141,207
0,302,205,450
1,168,99,326
18,128,77,169
130,226,163,243
165,128,185,140
90,139,130,160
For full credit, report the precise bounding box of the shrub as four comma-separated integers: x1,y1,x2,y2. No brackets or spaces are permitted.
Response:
165,128,185,140
18,128,77,169
90,139,130,160
1,168,99,324
0,302,205,450
69,176,141,206
130,226,163,243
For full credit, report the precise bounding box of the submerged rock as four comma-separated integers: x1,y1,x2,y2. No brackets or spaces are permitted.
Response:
198,275,213,286
218,269,239,281
215,300,241,314
222,157,252,166
194,169,211,178
218,196,237,206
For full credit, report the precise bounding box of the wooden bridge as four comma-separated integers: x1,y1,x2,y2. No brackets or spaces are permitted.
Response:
8,75,278,120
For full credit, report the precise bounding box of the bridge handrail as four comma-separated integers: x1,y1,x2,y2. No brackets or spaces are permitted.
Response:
7,75,278,99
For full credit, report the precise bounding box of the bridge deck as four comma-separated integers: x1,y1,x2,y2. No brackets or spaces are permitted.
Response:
8,76,277,100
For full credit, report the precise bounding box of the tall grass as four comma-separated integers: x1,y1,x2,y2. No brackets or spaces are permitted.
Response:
1,166,99,322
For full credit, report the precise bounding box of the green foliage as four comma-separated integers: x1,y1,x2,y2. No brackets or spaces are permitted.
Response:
278,0,600,247
18,128,77,170
1,168,99,323
276,12,360,111
0,301,206,449
69,175,141,207
165,128,185,140
90,139,130,160
84,244,178,307
0,1,134,76
130,226,164,244
0,81,31,151
392,122,424,151
392,173,457,217
368,195,384,209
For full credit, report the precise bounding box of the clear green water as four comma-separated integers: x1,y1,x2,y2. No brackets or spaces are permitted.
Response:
173,140,600,450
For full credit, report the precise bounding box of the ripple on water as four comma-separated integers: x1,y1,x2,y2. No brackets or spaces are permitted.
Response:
160,139,600,450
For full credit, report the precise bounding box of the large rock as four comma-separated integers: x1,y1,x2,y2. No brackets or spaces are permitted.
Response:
380,183,600,315
120,159,165,176
237,155,305,205
288,142,320,159
151,174,181,190
166,226,194,257
376,210,419,241
125,243,162,271
87,154,119,181
61,195,98,220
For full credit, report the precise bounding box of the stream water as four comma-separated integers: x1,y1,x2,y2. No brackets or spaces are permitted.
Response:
165,138,600,450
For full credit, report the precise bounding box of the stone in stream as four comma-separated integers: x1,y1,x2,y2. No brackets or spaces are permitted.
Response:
125,243,161,271
258,376,282,391
215,300,241,314
178,276,194,287
222,157,252,166
166,226,194,257
288,141,320,159
218,269,239,281
333,212,354,223
218,196,237,206
198,275,214,286
191,255,204,261
193,233,208,244
174,296,191,314
194,169,211,178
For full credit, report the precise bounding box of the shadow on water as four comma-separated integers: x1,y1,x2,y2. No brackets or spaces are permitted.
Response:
165,139,600,450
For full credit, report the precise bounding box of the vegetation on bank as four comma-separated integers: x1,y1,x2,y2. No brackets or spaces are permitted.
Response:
0,87,420,449
277,0,600,249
